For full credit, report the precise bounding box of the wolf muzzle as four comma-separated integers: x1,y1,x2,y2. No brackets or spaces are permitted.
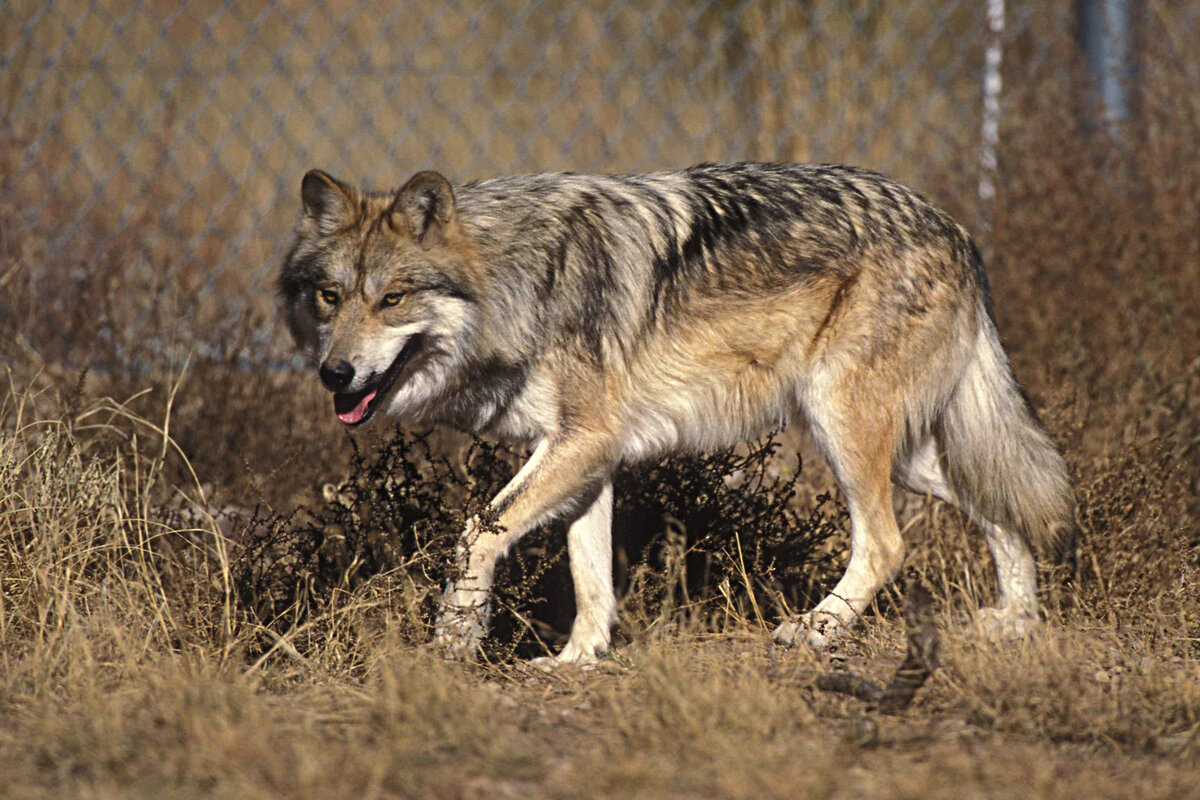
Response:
319,360,354,391
325,335,423,426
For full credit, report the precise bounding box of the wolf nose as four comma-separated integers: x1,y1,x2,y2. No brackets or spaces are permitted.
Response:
319,360,355,391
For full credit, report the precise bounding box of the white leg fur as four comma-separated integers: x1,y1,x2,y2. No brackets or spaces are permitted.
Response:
435,440,554,657
534,480,616,667
894,436,1040,640
977,520,1039,638
773,483,904,648
434,515,492,659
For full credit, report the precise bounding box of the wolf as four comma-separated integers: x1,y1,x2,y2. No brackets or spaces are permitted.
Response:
278,162,1074,664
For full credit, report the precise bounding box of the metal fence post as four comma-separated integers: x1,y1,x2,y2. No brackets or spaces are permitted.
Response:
979,0,1004,246
1076,0,1135,125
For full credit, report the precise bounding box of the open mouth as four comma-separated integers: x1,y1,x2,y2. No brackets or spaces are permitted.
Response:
332,336,422,426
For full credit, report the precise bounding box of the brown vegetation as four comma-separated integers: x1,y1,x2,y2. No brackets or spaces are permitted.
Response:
2,21,1199,800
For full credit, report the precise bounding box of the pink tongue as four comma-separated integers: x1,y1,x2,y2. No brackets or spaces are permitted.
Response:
336,389,377,424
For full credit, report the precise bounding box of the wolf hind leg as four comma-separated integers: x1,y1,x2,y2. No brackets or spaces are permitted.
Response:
894,435,1039,639
774,376,906,648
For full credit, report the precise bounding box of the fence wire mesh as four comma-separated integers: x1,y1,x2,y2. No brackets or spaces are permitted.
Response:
1,1,1193,366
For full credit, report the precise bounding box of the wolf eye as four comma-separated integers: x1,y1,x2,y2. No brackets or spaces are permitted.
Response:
380,292,404,308
318,289,339,306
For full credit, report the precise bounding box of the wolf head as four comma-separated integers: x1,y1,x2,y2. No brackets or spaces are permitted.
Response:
278,169,481,426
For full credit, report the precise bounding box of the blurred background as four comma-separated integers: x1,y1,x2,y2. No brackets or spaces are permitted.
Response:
2,0,1185,368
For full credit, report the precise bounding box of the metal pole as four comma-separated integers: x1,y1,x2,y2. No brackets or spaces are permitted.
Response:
979,0,1004,235
1077,0,1133,124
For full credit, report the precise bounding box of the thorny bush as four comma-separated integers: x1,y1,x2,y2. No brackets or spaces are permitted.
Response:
231,429,842,662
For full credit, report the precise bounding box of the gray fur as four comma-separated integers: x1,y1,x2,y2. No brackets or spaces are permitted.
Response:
937,310,1075,555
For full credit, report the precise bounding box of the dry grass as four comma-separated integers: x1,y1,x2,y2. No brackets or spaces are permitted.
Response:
3,18,1200,800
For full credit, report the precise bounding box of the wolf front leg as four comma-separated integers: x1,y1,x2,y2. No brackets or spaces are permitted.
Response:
434,434,615,659
531,479,615,667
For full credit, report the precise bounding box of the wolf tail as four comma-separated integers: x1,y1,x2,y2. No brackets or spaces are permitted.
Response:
935,310,1075,557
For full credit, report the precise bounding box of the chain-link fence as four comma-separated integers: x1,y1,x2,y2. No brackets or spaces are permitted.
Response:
1,1,1191,366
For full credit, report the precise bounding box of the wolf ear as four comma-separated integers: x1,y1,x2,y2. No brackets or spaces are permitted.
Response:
390,171,456,247
301,170,357,235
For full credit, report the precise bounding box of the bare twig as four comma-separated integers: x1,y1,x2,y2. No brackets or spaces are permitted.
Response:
815,582,939,714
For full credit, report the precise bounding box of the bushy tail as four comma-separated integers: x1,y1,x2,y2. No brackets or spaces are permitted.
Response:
936,315,1075,557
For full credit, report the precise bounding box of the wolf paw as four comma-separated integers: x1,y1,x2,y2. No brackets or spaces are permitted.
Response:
434,577,492,660
528,654,603,673
528,635,610,671
433,624,483,661
975,606,1039,642
772,612,844,649
433,606,487,662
